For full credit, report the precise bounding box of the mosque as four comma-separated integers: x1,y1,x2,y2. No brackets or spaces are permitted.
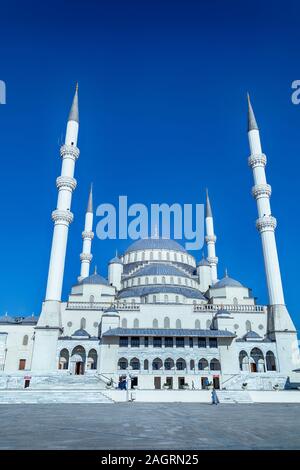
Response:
0,86,299,393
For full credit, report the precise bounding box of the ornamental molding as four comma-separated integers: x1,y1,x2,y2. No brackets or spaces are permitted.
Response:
56,176,77,191
256,215,277,232
251,183,272,199
205,235,217,243
248,153,267,168
82,230,94,240
51,209,74,224
60,144,80,160
207,256,218,265
80,253,93,261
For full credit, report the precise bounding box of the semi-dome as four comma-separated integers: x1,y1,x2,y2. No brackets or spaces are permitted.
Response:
78,273,108,286
103,306,119,314
71,328,90,337
117,285,206,300
128,263,190,279
125,237,187,254
215,308,231,317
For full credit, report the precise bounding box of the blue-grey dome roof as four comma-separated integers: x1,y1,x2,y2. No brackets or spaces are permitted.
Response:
125,238,187,254
243,330,261,339
129,263,190,279
117,285,206,300
103,306,119,314
72,328,90,337
109,256,123,265
197,257,210,267
213,276,243,288
78,273,108,286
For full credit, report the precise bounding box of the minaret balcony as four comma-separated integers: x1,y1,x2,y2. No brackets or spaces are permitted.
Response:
205,235,217,243
252,183,272,199
82,230,94,240
56,176,77,191
80,252,93,262
248,153,267,168
60,144,80,160
207,256,218,265
52,209,74,225
256,215,277,233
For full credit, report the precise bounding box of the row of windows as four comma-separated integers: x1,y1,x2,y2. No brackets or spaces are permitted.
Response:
123,276,197,289
119,336,218,349
118,357,221,371
121,318,212,329
123,251,194,266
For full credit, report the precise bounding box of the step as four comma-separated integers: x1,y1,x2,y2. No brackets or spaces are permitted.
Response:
0,389,114,404
216,390,253,404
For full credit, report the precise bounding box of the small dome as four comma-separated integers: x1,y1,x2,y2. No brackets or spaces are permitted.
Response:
213,274,243,289
72,328,90,337
215,308,231,317
125,237,187,254
243,330,261,340
78,273,108,286
197,257,210,267
109,256,123,265
103,306,119,314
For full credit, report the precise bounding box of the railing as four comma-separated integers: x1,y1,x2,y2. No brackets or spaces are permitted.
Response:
193,304,266,313
66,302,140,311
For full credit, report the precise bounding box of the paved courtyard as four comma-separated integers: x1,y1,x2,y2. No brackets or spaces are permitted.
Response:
0,403,300,450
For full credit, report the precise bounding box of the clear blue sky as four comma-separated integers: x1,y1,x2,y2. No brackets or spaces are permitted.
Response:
0,0,299,330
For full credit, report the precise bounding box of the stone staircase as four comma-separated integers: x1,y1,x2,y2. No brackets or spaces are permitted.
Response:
0,389,114,404
216,390,253,404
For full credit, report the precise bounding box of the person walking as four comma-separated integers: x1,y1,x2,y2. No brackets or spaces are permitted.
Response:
211,388,219,405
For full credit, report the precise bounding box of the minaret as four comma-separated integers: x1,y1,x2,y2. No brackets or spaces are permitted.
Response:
31,85,80,371
79,184,94,280
247,94,298,375
205,189,218,283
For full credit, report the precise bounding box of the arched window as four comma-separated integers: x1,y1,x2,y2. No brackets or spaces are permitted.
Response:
131,299,136,304
134,253,138,262
175,296,179,303
144,359,149,370
198,358,209,370
138,278,141,285
206,319,212,329
145,277,149,285
178,277,181,284
22,335,28,346
170,276,174,284
164,294,169,303
153,318,159,328
158,252,162,260
266,351,277,371
176,358,186,370
246,320,252,332
190,359,195,370
58,349,69,370
166,252,170,261
118,357,128,370
153,276,157,284
133,318,139,328
87,349,98,370
185,278,188,285
176,319,182,328
153,295,157,303
174,253,178,261
121,318,127,328
164,317,170,328
152,357,163,370
233,297,238,305
162,276,166,284
89,295,95,303
181,254,184,262
210,358,221,371
150,252,153,260
80,317,86,329
130,357,140,370
239,350,249,371
164,358,175,370
250,348,265,372
195,319,201,329
142,252,145,261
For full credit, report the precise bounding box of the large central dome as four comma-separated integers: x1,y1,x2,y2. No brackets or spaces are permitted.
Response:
125,237,187,254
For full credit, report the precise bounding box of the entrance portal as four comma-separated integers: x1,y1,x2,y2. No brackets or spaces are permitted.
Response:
75,361,84,375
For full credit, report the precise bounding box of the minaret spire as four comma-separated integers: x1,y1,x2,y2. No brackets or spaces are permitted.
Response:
247,94,296,340
247,93,258,131
79,184,94,280
32,85,80,371
205,189,218,283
